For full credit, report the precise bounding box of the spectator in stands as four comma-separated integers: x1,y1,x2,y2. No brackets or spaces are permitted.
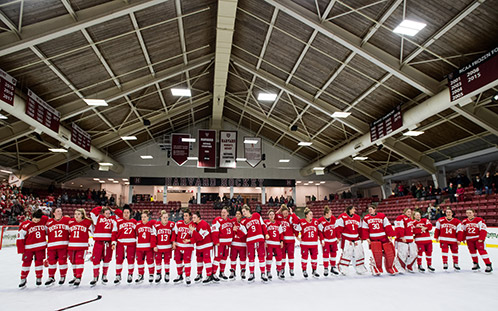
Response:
447,183,457,203
483,171,494,195
473,175,483,195
456,184,465,202
311,195,316,201
279,195,285,205
268,196,274,206
288,197,294,207
324,196,328,201
255,204,262,215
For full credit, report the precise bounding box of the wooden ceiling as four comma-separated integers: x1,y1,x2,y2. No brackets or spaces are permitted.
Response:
0,0,497,184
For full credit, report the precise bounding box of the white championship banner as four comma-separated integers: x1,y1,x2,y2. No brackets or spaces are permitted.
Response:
219,131,237,168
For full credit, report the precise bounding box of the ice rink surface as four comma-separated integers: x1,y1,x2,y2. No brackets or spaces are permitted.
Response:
0,243,497,311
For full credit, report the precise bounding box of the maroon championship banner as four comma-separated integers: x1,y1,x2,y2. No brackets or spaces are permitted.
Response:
219,131,237,168
448,46,498,102
25,89,60,133
244,137,262,168
0,69,16,106
71,123,91,152
370,104,402,142
171,133,190,166
198,129,216,168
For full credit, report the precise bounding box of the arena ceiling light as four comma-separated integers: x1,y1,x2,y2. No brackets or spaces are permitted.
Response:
0,113,7,120
296,181,302,184
298,141,312,146
313,167,325,171
122,178,128,181
99,162,113,166
331,111,351,118
236,157,247,161
108,178,114,181
93,178,100,181
112,180,119,183
243,139,258,144
48,148,68,153
0,169,12,174
121,136,137,141
353,156,368,160
257,93,277,101
393,19,426,36
187,156,198,161
99,180,105,183
279,159,290,163
181,138,196,143
320,181,326,184
83,99,108,106
140,155,153,159
171,88,191,97
403,130,424,136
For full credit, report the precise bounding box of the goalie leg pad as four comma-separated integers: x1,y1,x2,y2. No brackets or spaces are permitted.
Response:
353,241,367,274
370,241,383,273
383,242,397,274
406,242,418,270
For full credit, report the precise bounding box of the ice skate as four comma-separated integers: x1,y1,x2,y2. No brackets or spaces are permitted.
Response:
261,273,268,282
164,273,170,282
472,262,480,271
194,274,203,283
90,277,98,286
155,273,162,283
45,277,55,286
69,278,76,285
219,272,228,281
485,263,493,274
278,270,285,280
73,278,81,287
102,274,108,284
267,271,272,280
212,274,220,282
59,276,66,285
338,264,348,276
229,269,236,280
418,265,425,273
203,275,214,284
312,270,320,278
185,276,191,285
247,273,255,282
173,274,184,284
427,266,435,272
302,270,308,278
454,264,461,271
443,263,448,270
324,267,329,276
241,269,246,279
114,274,121,284
330,266,339,275
148,274,154,283
289,269,295,277
19,279,27,289
127,274,133,283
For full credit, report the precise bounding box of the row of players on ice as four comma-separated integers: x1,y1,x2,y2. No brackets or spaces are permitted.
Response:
16,203,493,288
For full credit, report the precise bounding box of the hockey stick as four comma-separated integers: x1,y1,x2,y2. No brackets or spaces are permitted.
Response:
55,295,102,311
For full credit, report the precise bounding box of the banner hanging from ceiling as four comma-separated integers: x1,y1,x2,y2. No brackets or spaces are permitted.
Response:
219,130,237,168
171,133,190,166
244,137,262,168
198,129,216,168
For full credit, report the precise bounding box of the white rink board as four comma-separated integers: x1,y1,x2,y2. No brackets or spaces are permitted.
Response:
0,243,497,311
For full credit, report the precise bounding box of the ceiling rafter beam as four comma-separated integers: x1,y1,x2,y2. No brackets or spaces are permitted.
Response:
451,105,498,137
339,157,384,185
0,0,171,57
263,0,439,95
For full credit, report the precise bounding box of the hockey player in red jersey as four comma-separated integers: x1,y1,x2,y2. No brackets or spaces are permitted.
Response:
318,206,339,276
394,208,418,273
45,206,70,286
335,206,367,275
237,205,269,282
462,209,492,273
361,205,398,275
90,205,118,286
172,208,195,285
67,208,93,286
276,204,299,276
135,210,156,283
434,208,463,271
191,211,216,284
211,207,234,281
264,209,284,280
113,205,137,284
16,209,48,288
152,211,175,283
413,211,434,272
229,210,247,280
295,208,320,278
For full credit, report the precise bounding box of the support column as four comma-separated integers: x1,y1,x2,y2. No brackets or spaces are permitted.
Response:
380,184,392,200
197,186,201,204
128,185,133,204
292,186,296,204
163,186,167,204
261,186,266,204
230,186,234,199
